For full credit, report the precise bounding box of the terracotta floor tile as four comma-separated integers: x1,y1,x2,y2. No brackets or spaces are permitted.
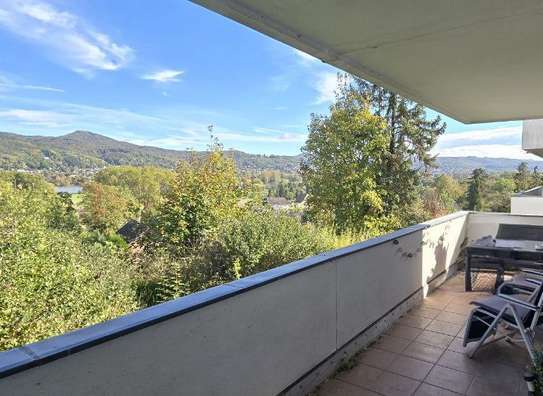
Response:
372,335,411,354
437,350,484,374
415,383,462,396
426,319,463,337
398,314,433,329
415,330,454,349
421,300,449,310
435,311,468,325
444,303,473,315
364,371,421,396
337,363,383,387
425,366,474,394
386,324,423,340
388,355,433,381
358,348,398,370
318,379,380,396
410,306,442,320
447,338,469,354
402,341,445,363
466,375,523,396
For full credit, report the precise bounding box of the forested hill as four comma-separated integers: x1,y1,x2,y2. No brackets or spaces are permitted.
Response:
0,130,302,173
2,130,543,174
434,156,543,175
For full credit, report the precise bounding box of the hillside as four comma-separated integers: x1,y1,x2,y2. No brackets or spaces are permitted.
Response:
434,156,543,175
0,131,301,173
1,130,542,175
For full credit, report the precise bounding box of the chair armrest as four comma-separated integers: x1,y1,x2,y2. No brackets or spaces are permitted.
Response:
497,294,538,311
498,281,536,295
521,268,543,277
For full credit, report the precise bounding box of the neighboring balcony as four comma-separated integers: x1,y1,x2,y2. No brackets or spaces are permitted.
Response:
522,119,543,157
511,186,543,216
1,211,542,395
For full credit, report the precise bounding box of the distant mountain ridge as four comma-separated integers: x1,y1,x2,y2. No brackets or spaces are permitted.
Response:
0,130,301,173
1,130,542,174
433,156,543,175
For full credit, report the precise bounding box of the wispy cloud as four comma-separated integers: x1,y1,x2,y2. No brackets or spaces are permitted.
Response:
433,126,539,160
438,127,521,144
142,69,184,83
313,72,338,104
0,108,71,127
293,49,319,65
434,144,539,160
268,73,291,92
0,0,133,74
0,73,63,93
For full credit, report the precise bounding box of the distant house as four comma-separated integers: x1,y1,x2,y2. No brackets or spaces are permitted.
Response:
266,196,291,210
117,220,148,245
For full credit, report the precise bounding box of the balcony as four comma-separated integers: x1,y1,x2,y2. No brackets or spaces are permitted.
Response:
511,186,543,216
523,119,543,157
1,211,542,395
318,273,531,396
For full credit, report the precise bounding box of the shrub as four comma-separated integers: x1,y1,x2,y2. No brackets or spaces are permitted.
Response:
213,207,334,278
0,179,136,350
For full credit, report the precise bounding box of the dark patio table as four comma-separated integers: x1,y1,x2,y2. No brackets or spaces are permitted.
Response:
465,236,543,291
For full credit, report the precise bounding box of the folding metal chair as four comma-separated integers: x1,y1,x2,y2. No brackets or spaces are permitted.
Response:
463,281,543,363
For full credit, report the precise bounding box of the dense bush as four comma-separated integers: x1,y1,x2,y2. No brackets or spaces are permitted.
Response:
214,208,334,278
0,179,136,350
143,207,335,304
80,181,138,233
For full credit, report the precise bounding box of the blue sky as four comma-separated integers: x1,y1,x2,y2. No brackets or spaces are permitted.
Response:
0,0,535,159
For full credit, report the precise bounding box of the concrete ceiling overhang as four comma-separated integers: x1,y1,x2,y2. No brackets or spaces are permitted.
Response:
191,0,543,123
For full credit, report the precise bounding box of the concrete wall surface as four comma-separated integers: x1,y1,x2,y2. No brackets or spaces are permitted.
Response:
467,212,543,242
0,212,469,396
511,197,543,216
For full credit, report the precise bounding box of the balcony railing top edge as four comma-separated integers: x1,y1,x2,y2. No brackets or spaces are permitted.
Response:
471,211,543,218
0,210,470,379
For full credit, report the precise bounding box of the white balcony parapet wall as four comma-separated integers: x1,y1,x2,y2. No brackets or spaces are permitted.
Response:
0,212,469,395
510,187,543,216
468,211,543,242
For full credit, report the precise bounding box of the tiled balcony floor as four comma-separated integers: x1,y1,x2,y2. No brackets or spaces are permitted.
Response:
317,273,533,396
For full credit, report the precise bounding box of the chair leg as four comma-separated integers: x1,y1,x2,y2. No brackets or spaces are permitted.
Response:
468,309,505,359
508,304,536,363
494,268,504,292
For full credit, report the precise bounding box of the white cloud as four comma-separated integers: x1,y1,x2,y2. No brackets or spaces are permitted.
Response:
0,73,63,92
142,69,184,83
149,130,307,149
293,49,319,65
314,72,339,104
438,127,521,144
432,126,534,160
433,144,539,160
0,108,71,127
269,74,291,92
0,0,133,74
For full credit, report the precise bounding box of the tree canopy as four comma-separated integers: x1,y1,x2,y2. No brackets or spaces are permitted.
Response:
301,75,445,234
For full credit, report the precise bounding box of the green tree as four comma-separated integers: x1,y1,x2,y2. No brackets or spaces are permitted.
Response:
301,75,445,234
514,162,534,192
486,176,516,212
149,139,243,249
354,78,446,222
465,168,488,211
81,182,137,233
94,166,174,219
